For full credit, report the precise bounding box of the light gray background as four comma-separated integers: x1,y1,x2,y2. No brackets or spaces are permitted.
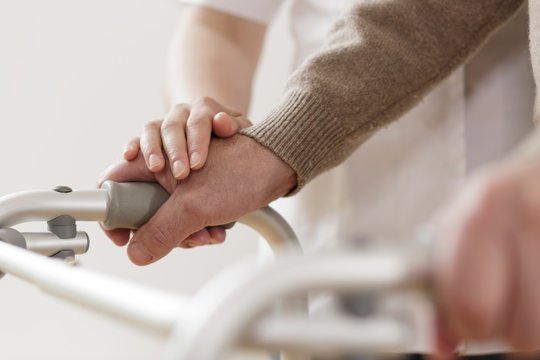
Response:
0,0,293,358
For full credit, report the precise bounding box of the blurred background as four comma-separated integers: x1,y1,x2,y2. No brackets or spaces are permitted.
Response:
0,0,293,358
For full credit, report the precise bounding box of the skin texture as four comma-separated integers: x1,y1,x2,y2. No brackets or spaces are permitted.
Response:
101,134,296,265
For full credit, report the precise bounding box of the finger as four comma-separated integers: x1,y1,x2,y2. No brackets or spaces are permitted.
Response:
102,228,131,247
180,229,211,248
178,227,226,248
212,112,238,138
207,226,226,244
212,112,253,138
123,137,141,161
161,105,190,179
127,191,203,265
140,120,165,172
186,108,212,170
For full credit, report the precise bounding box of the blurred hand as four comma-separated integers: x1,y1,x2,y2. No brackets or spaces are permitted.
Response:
433,155,540,353
123,96,251,179
100,135,296,265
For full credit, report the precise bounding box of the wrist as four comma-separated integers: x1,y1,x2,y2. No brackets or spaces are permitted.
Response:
228,134,297,200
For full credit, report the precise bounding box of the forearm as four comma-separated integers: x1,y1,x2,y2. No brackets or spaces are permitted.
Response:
242,0,524,191
166,6,266,113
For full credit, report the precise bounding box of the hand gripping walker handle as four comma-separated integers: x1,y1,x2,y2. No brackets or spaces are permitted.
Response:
100,181,236,232
100,181,299,252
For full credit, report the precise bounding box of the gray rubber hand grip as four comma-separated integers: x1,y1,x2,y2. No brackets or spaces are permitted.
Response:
101,181,170,230
101,181,236,231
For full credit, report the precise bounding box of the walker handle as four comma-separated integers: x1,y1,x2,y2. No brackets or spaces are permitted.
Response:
101,181,170,230
101,181,236,231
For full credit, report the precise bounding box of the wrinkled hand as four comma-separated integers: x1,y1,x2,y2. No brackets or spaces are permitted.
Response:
121,97,251,247
99,135,296,265
433,156,540,353
123,97,251,179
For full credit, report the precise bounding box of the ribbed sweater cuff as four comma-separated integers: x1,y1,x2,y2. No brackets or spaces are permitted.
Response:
241,91,345,194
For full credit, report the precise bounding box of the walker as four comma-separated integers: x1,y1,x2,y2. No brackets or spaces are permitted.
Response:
0,182,508,359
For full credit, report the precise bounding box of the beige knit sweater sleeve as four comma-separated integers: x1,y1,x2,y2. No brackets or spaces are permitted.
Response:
241,0,525,191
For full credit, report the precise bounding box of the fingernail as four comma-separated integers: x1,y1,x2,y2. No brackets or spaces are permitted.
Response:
149,154,161,170
173,160,186,178
129,243,153,264
190,152,201,169
184,240,199,248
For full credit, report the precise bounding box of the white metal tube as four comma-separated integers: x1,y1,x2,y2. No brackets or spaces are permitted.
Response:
240,207,306,360
239,207,300,252
249,316,410,355
23,231,89,256
165,249,425,360
0,241,187,335
0,189,108,227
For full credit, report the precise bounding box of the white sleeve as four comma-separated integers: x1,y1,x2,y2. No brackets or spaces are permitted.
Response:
178,0,284,25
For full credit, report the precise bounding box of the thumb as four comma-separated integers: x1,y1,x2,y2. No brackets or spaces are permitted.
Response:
212,112,252,138
212,112,237,138
126,192,202,265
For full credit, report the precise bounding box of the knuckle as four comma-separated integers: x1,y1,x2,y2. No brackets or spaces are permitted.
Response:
194,95,215,107
162,105,189,130
143,120,162,132
172,103,190,114
186,137,207,154
161,118,181,132
140,139,158,153
187,114,212,131
165,148,183,161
